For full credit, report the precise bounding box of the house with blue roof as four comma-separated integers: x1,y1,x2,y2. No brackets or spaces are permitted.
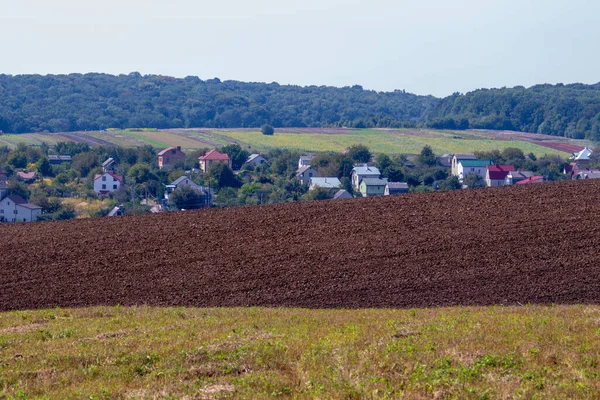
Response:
351,164,381,190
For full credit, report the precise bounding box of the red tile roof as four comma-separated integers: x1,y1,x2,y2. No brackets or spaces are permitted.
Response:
199,150,231,161
487,164,515,180
94,172,123,182
158,147,183,156
516,176,544,184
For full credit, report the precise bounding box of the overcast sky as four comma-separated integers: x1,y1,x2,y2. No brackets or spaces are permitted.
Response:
2,0,599,97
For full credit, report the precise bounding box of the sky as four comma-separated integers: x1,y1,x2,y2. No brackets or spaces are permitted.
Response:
2,0,599,97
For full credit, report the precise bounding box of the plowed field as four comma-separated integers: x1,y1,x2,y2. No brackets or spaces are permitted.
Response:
2,180,600,311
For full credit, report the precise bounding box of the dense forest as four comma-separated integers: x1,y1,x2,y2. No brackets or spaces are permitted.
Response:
0,73,599,140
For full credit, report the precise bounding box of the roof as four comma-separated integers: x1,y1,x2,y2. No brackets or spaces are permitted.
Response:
352,164,381,176
102,157,115,167
49,155,72,161
578,172,600,180
296,165,315,175
459,159,492,167
361,178,389,186
246,154,266,163
16,171,36,180
436,155,453,167
386,182,409,189
199,149,230,161
573,147,593,161
3,195,26,205
453,153,477,160
107,206,125,217
487,164,515,180
158,147,183,156
94,172,123,182
310,177,342,189
516,176,544,184
299,155,314,161
333,189,353,199
18,203,42,210
171,176,200,186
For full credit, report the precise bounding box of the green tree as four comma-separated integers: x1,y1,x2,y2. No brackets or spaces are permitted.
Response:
169,185,206,210
71,152,98,177
206,162,241,189
7,180,29,200
8,152,27,169
36,157,53,177
463,173,485,188
418,145,436,166
261,124,274,135
347,145,372,164
127,163,156,185
221,144,250,170
375,154,392,172
438,176,461,190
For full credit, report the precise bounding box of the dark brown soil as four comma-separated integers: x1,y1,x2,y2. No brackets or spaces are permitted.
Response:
2,180,600,311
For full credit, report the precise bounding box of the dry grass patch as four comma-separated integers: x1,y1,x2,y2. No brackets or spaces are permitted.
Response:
0,305,599,398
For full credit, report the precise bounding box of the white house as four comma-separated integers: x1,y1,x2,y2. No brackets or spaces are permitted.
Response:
246,154,268,166
351,164,381,190
93,172,123,195
451,154,477,176
571,147,593,162
0,195,42,223
456,159,492,182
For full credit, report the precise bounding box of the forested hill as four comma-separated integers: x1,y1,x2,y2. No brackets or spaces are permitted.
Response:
0,73,599,140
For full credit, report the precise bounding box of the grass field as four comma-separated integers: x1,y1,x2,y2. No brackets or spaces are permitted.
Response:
1,305,599,398
0,128,590,157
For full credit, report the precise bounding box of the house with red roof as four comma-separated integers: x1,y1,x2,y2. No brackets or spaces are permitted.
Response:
158,146,186,170
485,164,515,187
516,176,544,185
94,172,123,195
198,150,232,173
16,171,37,183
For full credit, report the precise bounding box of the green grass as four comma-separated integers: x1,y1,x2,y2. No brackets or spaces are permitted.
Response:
1,305,599,398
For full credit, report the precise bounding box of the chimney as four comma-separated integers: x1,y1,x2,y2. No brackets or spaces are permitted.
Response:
177,146,181,151
202,150,206,156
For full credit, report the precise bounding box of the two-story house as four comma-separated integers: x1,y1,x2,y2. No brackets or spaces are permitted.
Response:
158,146,186,170
93,172,123,195
296,166,317,185
351,165,381,190
0,195,42,223
198,150,232,172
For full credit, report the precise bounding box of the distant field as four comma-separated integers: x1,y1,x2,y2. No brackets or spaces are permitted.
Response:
0,128,590,156
1,305,599,398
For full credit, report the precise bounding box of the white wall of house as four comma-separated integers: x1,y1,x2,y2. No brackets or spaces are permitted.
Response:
0,198,41,222
0,197,17,221
94,173,122,194
457,164,488,181
15,205,41,222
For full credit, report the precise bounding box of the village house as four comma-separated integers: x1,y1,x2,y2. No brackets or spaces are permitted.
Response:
298,155,314,169
158,146,186,170
456,159,492,182
359,178,388,197
385,182,409,195
93,172,123,195
198,150,232,172
296,166,317,185
504,170,535,185
451,154,477,176
571,147,593,162
436,154,453,168
516,176,544,185
0,195,42,223
351,164,381,190
102,157,117,172
245,154,268,166
16,171,37,183
485,164,515,187
309,177,342,191
48,155,72,164
333,189,353,200
164,176,214,206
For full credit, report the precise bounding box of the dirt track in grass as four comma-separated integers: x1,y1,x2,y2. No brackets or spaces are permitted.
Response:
2,180,600,311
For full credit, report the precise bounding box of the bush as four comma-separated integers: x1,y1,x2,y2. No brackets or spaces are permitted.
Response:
261,124,274,136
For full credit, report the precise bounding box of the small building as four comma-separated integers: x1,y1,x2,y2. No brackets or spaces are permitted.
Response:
198,150,232,173
359,178,388,197
351,164,381,190
0,195,42,223
16,171,37,183
333,189,353,200
309,177,342,191
451,154,477,176
93,172,123,195
48,155,72,164
573,169,600,180
456,159,492,182
385,182,409,195
296,166,317,185
246,154,268,166
158,146,186,170
107,205,126,217
298,155,314,169
102,157,117,172
516,176,544,185
571,147,593,162
505,170,535,185
436,154,453,168
485,164,515,187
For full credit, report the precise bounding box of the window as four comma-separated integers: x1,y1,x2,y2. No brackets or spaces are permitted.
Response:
7,201,10,205
113,185,117,190
171,149,176,154
0,210,3,214
113,177,117,182
14,210,18,214
102,176,106,181
102,184,106,190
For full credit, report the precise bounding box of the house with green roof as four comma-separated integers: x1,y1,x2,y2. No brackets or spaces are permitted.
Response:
456,159,492,182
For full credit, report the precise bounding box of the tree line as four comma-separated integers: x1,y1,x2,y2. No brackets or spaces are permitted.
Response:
0,73,599,140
